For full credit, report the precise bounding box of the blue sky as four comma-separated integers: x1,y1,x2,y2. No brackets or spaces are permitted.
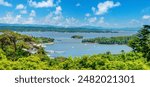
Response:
0,0,150,28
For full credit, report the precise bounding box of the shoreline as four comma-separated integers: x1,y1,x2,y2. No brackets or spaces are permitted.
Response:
43,42,54,45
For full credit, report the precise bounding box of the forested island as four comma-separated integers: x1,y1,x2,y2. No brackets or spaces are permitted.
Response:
0,25,150,70
82,36,135,45
71,35,83,39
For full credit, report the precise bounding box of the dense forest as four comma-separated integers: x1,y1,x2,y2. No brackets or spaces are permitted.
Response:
82,36,135,45
0,25,150,70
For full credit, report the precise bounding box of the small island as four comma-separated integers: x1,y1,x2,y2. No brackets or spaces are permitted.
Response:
71,35,83,39
34,37,54,44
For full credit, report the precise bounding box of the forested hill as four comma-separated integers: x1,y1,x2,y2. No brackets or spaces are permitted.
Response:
0,24,138,33
0,26,116,33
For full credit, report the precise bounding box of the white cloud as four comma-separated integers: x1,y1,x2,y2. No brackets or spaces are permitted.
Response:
41,8,80,27
94,1,120,15
55,0,61,6
86,16,105,26
57,0,61,4
85,13,90,17
20,10,28,14
129,19,140,24
16,4,25,9
91,7,96,12
14,15,22,23
83,16,109,27
65,17,79,27
0,13,22,24
142,15,150,20
0,12,37,24
24,17,35,24
16,4,27,14
0,12,13,23
128,19,142,27
53,16,62,21
29,0,54,8
76,3,80,7
141,15,150,26
88,17,97,23
0,0,12,7
55,6,62,15
42,10,63,26
30,10,36,17
98,17,104,24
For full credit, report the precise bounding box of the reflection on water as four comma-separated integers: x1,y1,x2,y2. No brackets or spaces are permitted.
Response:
20,31,136,57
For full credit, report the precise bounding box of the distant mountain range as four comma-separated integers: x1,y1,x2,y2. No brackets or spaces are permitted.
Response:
0,23,140,33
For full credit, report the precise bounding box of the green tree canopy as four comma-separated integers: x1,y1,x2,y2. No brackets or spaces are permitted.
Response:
128,25,150,61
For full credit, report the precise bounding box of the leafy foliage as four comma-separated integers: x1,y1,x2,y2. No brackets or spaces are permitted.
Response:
0,25,150,70
128,25,150,61
0,51,149,70
0,31,51,60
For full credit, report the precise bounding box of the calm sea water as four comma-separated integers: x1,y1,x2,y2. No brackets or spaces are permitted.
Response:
20,31,136,57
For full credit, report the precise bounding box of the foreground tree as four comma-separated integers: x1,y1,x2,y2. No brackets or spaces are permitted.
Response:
128,25,150,61
0,31,39,59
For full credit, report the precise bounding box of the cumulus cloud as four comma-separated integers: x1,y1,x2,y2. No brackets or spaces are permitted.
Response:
142,15,150,20
55,0,61,6
43,15,63,26
91,7,96,12
128,19,142,27
83,16,107,27
29,0,54,8
30,10,36,17
129,19,140,24
42,9,63,26
0,0,12,7
13,15,22,23
0,13,22,24
88,17,97,23
16,4,25,9
0,12,13,23
16,4,27,14
23,17,35,24
55,6,62,15
85,13,90,17
65,17,79,27
94,1,120,15
87,17,105,24
41,6,80,27
20,10,28,14
141,15,150,26
98,17,104,24
0,12,37,24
